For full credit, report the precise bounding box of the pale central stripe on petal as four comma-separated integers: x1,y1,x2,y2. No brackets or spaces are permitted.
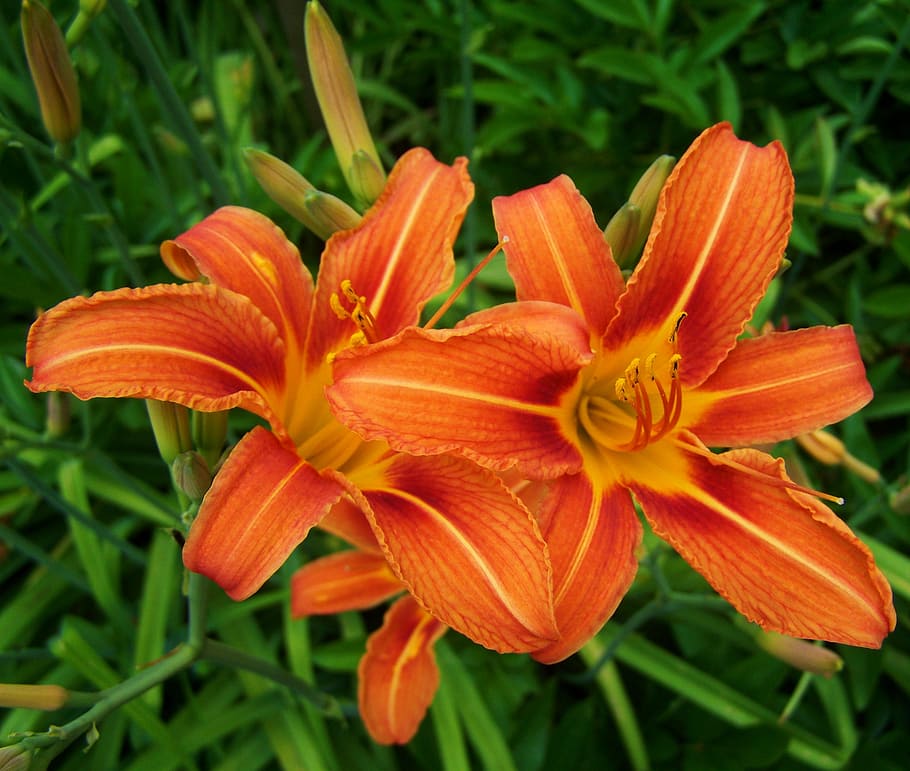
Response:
380,486,546,637
45,343,269,394
529,193,585,316
673,143,749,312
341,375,566,417
690,484,875,611
369,166,440,313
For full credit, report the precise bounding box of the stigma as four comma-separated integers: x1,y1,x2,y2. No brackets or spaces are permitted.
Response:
331,279,379,346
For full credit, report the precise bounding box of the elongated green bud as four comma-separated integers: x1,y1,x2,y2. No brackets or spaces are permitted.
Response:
21,0,82,143
243,148,362,239
754,630,843,677
795,429,880,484
305,1,385,204
191,410,229,470
606,155,675,267
146,400,192,466
66,0,107,47
603,202,642,269
0,683,69,710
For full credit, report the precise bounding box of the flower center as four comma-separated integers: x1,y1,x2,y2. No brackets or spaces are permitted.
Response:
331,279,378,345
580,313,686,453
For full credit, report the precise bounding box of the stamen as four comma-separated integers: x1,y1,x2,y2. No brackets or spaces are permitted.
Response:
330,279,378,344
610,316,687,451
424,237,509,330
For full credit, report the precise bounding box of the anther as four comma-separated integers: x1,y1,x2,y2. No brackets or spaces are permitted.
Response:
669,312,687,344
611,319,686,451
330,279,378,344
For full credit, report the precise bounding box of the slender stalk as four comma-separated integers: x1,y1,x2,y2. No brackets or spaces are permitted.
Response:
21,643,198,757
459,0,477,312
107,0,230,207
579,638,649,771
200,639,339,715
778,671,813,724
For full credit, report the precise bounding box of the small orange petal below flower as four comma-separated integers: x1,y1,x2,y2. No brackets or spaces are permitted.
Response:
358,595,446,744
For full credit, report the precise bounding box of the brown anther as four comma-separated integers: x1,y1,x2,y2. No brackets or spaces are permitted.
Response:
669,312,687,344
331,279,378,344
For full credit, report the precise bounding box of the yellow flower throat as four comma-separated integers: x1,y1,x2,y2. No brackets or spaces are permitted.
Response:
579,313,686,453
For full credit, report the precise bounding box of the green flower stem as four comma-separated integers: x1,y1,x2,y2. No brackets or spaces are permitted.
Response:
22,642,198,758
597,626,850,769
107,0,230,207
579,638,649,771
18,570,335,764
199,639,339,716
187,571,210,649
779,671,814,723
459,0,478,312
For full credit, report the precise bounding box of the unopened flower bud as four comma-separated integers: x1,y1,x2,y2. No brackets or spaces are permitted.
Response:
754,630,842,677
603,202,641,269
0,744,33,771
347,149,386,208
305,1,385,204
66,0,107,46
606,155,675,267
146,400,192,466
45,391,70,438
21,0,82,144
890,483,910,515
0,683,69,710
191,410,228,469
171,451,213,502
796,429,880,484
303,189,363,238
243,148,361,239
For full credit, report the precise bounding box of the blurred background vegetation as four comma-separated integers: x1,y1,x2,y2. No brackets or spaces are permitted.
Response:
1,0,909,768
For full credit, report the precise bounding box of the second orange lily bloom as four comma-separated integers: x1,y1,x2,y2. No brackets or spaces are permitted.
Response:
25,148,557,655
327,123,896,661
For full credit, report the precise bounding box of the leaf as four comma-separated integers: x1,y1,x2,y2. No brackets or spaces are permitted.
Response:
715,60,742,127
691,3,767,66
578,46,654,85
862,285,910,318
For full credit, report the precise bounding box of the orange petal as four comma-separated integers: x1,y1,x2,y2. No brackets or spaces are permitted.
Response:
290,550,402,616
605,123,794,386
320,498,382,554
358,595,447,745
183,427,344,600
459,300,593,354
685,326,873,446
328,323,588,478
161,206,314,350
306,148,474,366
532,473,642,664
342,453,558,653
627,445,895,647
26,284,284,424
492,175,624,337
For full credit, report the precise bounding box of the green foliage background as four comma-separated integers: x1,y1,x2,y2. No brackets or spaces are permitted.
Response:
1,0,909,768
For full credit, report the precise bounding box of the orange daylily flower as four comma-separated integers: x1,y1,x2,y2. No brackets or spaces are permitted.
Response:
25,148,557,654
291,508,445,745
327,124,896,662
